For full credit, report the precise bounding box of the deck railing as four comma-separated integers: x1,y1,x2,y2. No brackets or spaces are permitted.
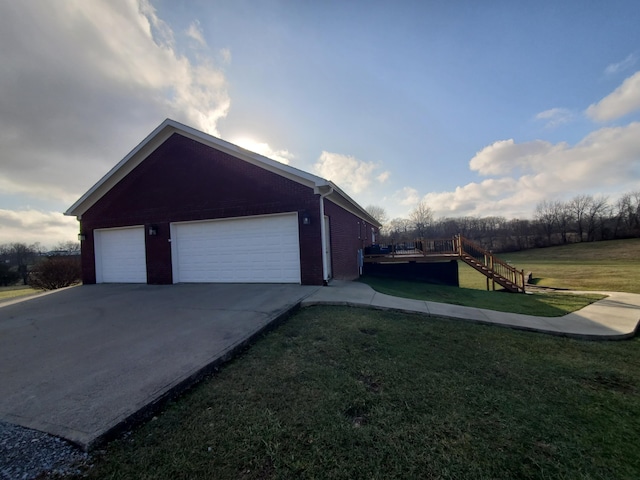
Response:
372,238,457,257
364,235,526,293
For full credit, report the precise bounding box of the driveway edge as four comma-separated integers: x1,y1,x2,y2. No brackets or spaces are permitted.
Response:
82,300,304,451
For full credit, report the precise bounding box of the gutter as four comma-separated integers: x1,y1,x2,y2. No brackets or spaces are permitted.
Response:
318,186,333,285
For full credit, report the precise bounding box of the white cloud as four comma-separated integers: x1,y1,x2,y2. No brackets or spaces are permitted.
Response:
605,54,637,76
0,0,230,202
186,20,207,47
535,107,574,128
586,71,640,121
393,187,420,207
377,171,391,183
232,138,294,165
469,139,563,176
0,0,231,246
313,152,385,194
423,122,640,218
0,210,79,247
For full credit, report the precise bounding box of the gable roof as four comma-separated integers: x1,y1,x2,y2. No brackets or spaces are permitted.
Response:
64,119,380,227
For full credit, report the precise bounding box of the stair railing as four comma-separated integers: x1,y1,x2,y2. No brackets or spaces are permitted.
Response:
456,235,526,293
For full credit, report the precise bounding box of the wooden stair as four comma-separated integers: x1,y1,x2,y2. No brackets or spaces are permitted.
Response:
362,235,526,293
456,235,526,293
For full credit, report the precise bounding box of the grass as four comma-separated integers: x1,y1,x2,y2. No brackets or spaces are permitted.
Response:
359,274,604,317
499,238,640,294
0,285,39,302
74,306,640,480
359,238,640,315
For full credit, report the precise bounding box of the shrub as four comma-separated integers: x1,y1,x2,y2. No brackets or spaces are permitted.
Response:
29,256,81,290
0,263,20,286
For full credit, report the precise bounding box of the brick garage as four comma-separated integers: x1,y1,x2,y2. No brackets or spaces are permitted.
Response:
65,119,380,286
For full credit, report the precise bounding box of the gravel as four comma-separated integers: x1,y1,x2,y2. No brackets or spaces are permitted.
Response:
0,421,89,479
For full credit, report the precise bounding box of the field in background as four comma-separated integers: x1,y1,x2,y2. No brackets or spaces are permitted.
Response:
496,238,640,293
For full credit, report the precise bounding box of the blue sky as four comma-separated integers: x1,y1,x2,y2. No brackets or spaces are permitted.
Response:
1,0,639,246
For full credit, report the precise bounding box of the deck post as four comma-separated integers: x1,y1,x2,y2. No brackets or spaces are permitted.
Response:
490,255,495,291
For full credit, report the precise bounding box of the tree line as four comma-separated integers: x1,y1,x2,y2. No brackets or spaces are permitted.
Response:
0,241,81,288
367,190,640,253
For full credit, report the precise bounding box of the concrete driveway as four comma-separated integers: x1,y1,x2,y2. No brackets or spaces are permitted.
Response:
0,283,319,450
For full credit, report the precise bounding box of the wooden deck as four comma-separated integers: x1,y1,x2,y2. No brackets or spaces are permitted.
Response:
363,252,459,263
364,236,526,293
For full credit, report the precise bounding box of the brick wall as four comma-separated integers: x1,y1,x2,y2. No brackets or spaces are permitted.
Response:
324,199,378,280
81,133,323,285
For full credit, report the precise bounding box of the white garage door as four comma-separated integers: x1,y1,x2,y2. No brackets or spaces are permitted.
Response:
171,214,301,283
94,226,147,283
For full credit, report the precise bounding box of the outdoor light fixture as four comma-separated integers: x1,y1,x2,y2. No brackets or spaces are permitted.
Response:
78,233,86,241
302,212,311,225
148,225,158,236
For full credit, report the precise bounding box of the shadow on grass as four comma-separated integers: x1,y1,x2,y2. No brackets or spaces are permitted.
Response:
358,275,604,317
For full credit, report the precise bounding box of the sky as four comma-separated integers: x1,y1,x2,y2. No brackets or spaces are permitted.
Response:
1,0,640,247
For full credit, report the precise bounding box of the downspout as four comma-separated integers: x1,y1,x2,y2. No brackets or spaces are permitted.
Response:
319,186,333,285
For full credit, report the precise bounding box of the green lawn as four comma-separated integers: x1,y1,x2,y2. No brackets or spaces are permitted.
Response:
0,285,39,302
498,238,640,294
357,239,640,315
359,274,604,317
75,306,640,480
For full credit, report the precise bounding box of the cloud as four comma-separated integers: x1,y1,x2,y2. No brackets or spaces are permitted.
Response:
605,54,637,76
313,152,386,194
469,139,563,176
0,210,79,246
220,48,232,64
0,0,231,246
377,171,391,183
393,187,420,207
586,71,640,121
535,108,574,128
232,138,294,165
423,122,640,218
186,20,207,47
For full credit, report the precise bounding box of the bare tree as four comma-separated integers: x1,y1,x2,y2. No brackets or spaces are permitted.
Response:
534,200,560,245
507,218,533,251
480,216,507,250
457,216,475,238
365,205,388,227
585,196,609,241
0,243,40,285
614,191,640,237
556,201,574,244
435,217,461,237
53,241,81,254
409,200,434,238
385,217,413,243
569,194,592,242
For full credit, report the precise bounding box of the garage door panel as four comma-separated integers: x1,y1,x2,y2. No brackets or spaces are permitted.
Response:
95,227,146,283
173,214,301,283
